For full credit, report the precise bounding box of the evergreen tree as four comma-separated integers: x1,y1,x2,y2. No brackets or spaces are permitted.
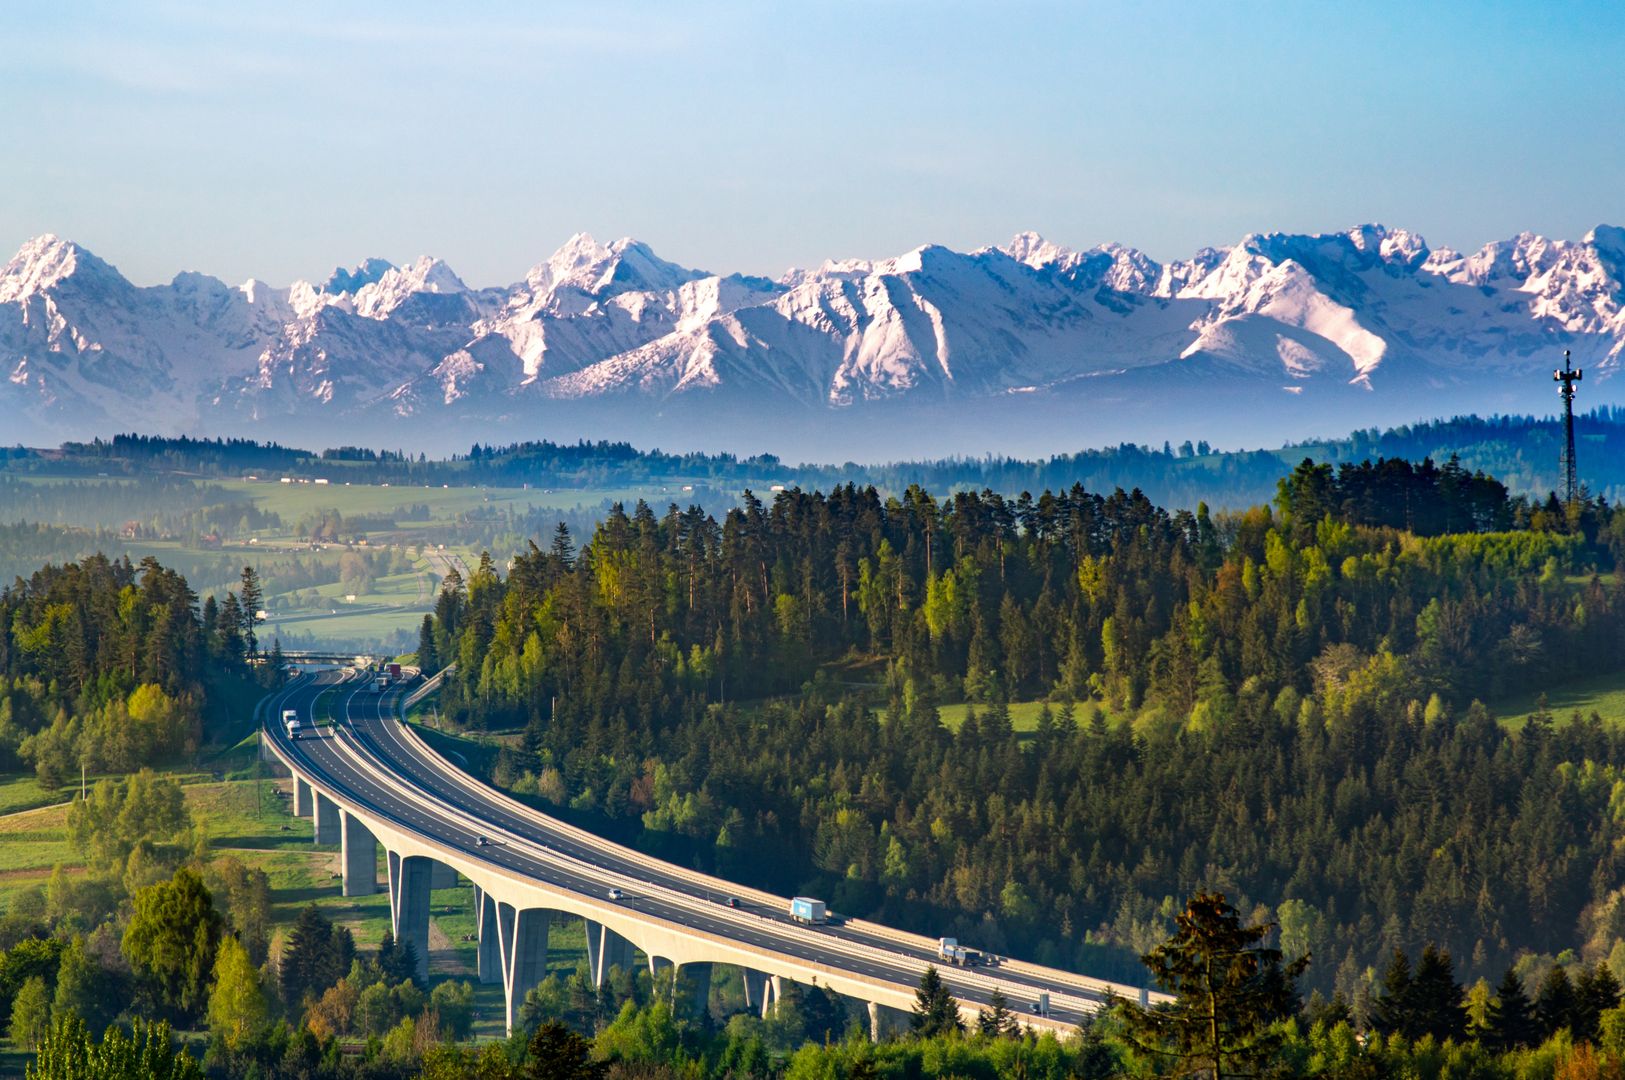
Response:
200,595,219,643
1371,948,1417,1040
523,1019,605,1080
266,637,285,688
279,904,348,1006
1410,944,1466,1043
418,614,438,673
977,986,1018,1038
238,567,262,656
550,522,576,570
1574,963,1622,1043
1484,968,1537,1052
1119,891,1308,1080
1535,965,1577,1041
217,593,244,661
377,928,420,987
911,965,963,1037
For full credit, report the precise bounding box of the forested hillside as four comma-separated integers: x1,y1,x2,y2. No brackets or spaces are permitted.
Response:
421,457,1625,1002
0,554,269,783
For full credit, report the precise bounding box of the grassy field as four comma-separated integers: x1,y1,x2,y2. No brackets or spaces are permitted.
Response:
1492,668,1625,729
0,775,69,817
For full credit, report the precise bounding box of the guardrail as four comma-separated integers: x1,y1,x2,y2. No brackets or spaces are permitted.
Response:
401,663,455,712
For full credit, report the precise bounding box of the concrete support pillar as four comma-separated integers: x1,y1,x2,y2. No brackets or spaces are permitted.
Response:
673,962,712,1021
742,968,769,1013
340,812,377,896
473,885,501,986
293,776,312,817
765,974,783,1019
496,904,550,1035
584,920,637,988
387,851,433,983
867,1001,905,1041
430,862,459,890
313,790,340,844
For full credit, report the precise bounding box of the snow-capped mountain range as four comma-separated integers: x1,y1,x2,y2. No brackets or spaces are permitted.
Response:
4,224,1623,458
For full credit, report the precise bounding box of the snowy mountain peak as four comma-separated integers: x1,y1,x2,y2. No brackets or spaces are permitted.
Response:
1004,231,1077,270
323,257,396,296
0,234,127,303
526,232,704,299
1587,225,1625,281
352,257,469,319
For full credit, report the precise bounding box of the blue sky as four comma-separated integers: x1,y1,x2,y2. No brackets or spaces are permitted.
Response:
3,1,1622,286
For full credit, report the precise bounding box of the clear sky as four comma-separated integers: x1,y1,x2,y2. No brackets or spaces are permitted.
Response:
3,1,1623,287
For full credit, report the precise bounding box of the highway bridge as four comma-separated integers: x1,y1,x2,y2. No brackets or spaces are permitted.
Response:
259,671,1159,1037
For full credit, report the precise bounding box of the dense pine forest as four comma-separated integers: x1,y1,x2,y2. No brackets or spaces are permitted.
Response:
419,457,1625,1005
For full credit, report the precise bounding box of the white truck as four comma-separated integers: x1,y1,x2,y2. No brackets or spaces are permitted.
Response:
282,709,302,740
937,937,983,966
789,897,827,924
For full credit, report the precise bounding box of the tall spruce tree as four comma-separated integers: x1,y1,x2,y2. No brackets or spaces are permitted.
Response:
1118,891,1308,1079
550,522,576,569
1535,966,1577,1042
1484,968,1537,1051
1574,963,1622,1043
238,567,262,657
1371,949,1417,1039
911,965,963,1037
376,928,420,988
279,904,350,1007
417,614,438,673
1410,945,1465,1042
977,987,1018,1038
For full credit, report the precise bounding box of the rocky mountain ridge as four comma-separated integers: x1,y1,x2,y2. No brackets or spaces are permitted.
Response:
4,225,1621,457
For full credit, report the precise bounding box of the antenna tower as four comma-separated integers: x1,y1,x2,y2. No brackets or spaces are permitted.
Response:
1554,349,1582,508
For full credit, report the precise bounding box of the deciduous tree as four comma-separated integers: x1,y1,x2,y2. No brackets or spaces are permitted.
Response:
121,867,222,1017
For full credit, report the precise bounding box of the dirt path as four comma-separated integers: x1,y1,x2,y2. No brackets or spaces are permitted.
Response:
428,917,473,976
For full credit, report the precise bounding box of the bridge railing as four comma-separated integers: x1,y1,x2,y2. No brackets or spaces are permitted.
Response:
401,663,455,712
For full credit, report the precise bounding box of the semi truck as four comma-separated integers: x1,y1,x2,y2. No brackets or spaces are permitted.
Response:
937,937,984,966
282,709,302,740
789,897,827,924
